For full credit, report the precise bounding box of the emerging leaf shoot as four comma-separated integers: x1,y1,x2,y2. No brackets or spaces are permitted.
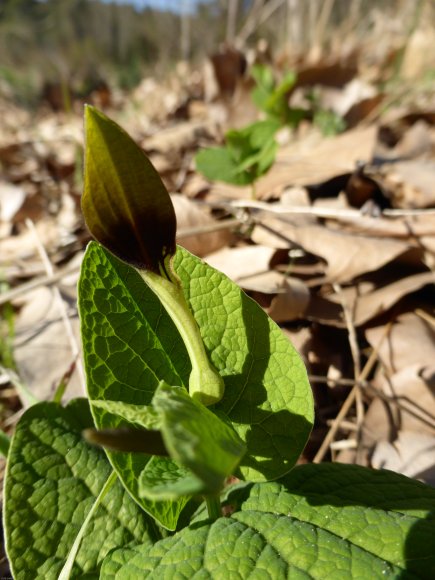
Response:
83,105,176,273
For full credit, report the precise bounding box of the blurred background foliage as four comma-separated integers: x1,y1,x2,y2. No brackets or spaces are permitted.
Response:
0,0,432,108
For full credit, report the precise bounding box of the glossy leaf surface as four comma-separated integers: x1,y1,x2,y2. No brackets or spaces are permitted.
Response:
152,382,246,492
3,399,158,579
79,242,313,490
101,463,435,579
79,242,191,530
82,106,176,273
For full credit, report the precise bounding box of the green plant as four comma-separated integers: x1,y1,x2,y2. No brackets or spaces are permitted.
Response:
195,118,279,188
250,64,305,127
3,107,435,579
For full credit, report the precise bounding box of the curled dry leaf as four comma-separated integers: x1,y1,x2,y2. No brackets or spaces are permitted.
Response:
267,277,310,322
13,287,84,403
171,194,232,257
252,216,423,283
366,311,435,373
371,364,435,436
204,245,277,282
371,431,435,486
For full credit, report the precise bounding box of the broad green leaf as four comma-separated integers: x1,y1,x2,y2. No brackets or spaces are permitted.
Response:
152,382,246,492
3,399,159,579
78,242,191,530
101,463,435,579
173,245,313,481
79,242,313,486
139,456,206,500
91,399,162,430
82,106,176,273
195,120,279,186
195,146,253,186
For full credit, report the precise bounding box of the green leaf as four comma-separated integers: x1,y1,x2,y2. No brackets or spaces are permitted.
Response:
3,399,159,579
195,120,279,187
90,399,162,430
101,463,435,579
78,242,191,530
195,146,253,186
152,382,246,492
139,456,206,500
0,427,10,457
82,106,176,273
79,242,313,487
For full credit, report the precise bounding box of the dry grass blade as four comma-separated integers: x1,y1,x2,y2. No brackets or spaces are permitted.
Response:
313,321,393,464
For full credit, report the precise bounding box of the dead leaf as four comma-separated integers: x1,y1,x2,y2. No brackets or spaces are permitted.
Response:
371,431,435,485
373,364,435,435
172,194,231,257
0,181,27,222
204,245,276,282
253,216,423,283
267,276,310,322
13,287,84,403
366,311,435,374
206,125,378,200
383,160,435,209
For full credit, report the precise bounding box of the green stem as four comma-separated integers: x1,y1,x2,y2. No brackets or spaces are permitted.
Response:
59,470,117,580
139,267,225,406
205,494,222,521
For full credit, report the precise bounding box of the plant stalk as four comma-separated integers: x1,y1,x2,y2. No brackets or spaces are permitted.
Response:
205,494,222,521
138,266,225,406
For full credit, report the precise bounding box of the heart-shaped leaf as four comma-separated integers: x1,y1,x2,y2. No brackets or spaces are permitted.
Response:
3,399,159,579
100,463,435,578
151,382,246,493
79,242,313,494
82,106,176,273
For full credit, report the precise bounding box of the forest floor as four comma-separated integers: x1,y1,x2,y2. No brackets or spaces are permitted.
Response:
1,34,435,509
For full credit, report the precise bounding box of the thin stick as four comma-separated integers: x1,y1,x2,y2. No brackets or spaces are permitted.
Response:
313,321,393,463
227,199,435,218
309,374,435,431
332,283,364,432
25,219,86,395
0,219,243,306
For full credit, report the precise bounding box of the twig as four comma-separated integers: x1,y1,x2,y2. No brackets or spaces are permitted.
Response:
415,308,435,329
227,199,435,218
25,219,86,396
0,219,243,306
332,283,364,435
313,321,393,463
309,374,435,431
0,261,80,306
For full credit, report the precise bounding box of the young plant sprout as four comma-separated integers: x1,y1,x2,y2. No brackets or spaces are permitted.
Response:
2,107,434,579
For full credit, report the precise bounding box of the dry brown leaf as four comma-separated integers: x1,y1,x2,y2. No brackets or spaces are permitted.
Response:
0,181,27,222
204,245,276,282
371,431,435,485
267,277,310,322
383,160,435,209
306,273,434,327
172,194,231,257
143,121,215,156
374,364,435,435
13,287,84,403
206,125,377,201
366,311,435,373
1,218,63,267
350,272,434,326
253,216,422,283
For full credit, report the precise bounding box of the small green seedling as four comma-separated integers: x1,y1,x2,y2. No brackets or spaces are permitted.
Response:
195,118,279,189
250,64,304,127
3,108,435,579
195,65,302,192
